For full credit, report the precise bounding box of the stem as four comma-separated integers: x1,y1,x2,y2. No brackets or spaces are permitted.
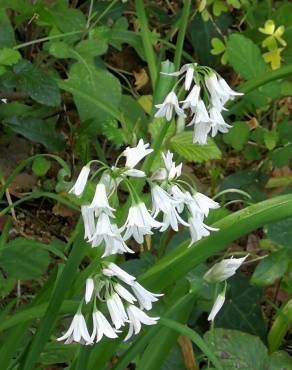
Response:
135,0,157,87
88,0,119,32
174,0,191,70
21,221,86,370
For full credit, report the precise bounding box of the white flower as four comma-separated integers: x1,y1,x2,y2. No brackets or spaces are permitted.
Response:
205,73,229,110
69,166,90,197
155,91,185,121
89,183,115,217
192,192,220,217
192,121,212,145
131,281,163,310
90,310,118,343
189,99,211,126
170,185,187,213
121,203,163,244
102,263,136,286
124,305,159,341
209,107,232,137
85,278,95,304
81,205,96,240
218,77,243,100
107,293,128,330
208,291,225,321
161,63,196,91
204,256,247,283
123,139,153,169
188,214,218,246
181,85,201,111
114,283,137,304
151,185,188,232
123,169,146,177
161,151,182,180
57,313,92,345
90,214,134,256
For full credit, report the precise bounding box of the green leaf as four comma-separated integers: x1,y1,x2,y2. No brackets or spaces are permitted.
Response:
216,276,267,338
251,249,288,287
213,0,228,16
265,218,292,249
170,131,221,162
0,238,50,280
223,121,250,150
48,41,74,59
227,34,269,80
268,351,292,370
3,116,65,151
205,328,269,370
161,344,185,370
269,144,292,167
0,47,21,65
75,38,108,59
0,9,16,47
58,63,121,123
264,129,279,150
32,157,51,177
14,60,61,106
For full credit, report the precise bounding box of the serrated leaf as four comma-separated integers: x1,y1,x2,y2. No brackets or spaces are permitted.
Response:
227,34,269,80
0,47,21,65
223,121,250,150
170,131,221,162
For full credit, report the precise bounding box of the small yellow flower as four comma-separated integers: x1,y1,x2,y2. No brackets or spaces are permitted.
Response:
263,48,284,70
259,20,287,50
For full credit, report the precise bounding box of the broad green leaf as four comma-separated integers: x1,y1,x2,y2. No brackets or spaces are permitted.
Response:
75,38,108,58
0,238,50,280
0,9,16,47
3,116,65,151
0,47,21,65
227,34,269,80
170,132,221,162
264,129,279,150
161,344,185,370
14,60,61,106
268,351,292,369
58,63,121,123
265,218,292,249
251,249,289,287
223,121,250,150
216,276,267,339
49,41,74,59
205,328,269,370
269,144,292,167
32,157,51,177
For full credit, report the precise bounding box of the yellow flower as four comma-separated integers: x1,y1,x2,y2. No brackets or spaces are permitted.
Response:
263,48,284,70
259,20,287,50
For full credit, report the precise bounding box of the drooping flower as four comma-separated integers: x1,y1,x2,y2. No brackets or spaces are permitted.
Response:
57,313,92,345
161,151,182,180
203,256,247,283
209,107,232,137
114,283,137,304
208,291,226,321
85,278,95,304
124,305,159,341
161,63,196,91
102,263,136,286
69,166,90,197
188,214,219,246
90,310,118,343
107,293,128,330
123,139,153,169
191,192,220,217
89,183,115,217
131,281,163,311
151,185,188,232
121,202,163,244
181,85,201,112
154,91,185,121
81,205,96,240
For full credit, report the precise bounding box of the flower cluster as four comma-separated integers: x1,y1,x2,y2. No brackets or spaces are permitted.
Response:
154,63,243,145
58,139,221,344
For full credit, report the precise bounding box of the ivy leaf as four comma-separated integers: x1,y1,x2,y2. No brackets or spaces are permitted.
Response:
170,131,221,162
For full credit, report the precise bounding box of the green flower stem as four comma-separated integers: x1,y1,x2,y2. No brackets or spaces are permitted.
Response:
134,0,157,87
21,220,86,370
174,0,192,70
141,194,292,290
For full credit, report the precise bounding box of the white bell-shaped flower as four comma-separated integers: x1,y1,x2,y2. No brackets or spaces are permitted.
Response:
210,107,232,137
90,310,118,343
208,290,226,321
181,85,201,112
161,151,182,180
81,205,96,240
102,263,136,286
123,139,153,169
203,256,247,283
188,214,218,246
106,293,128,330
155,91,185,121
89,183,115,217
57,312,92,345
131,281,163,311
69,166,90,197
85,278,95,304
124,305,159,341
192,192,220,217
114,283,137,304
